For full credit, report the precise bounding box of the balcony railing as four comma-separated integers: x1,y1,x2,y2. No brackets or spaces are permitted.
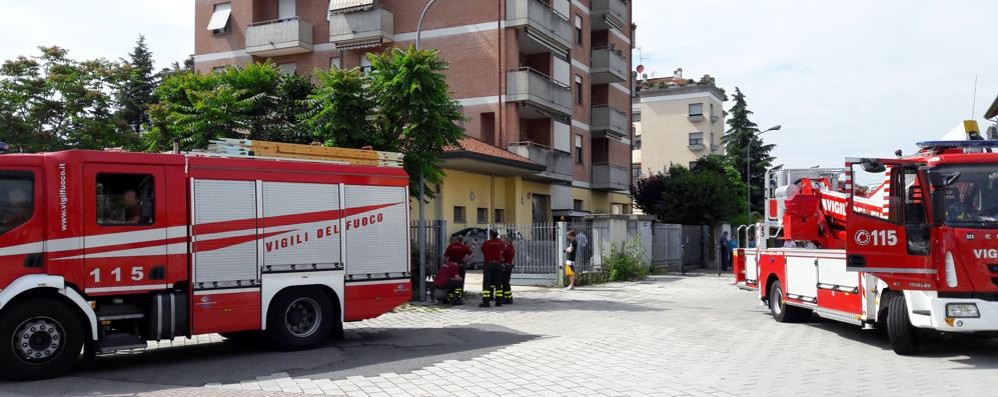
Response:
245,17,314,57
508,141,574,182
329,6,394,49
592,162,630,191
591,47,627,84
506,0,572,53
507,67,572,117
591,0,628,31
591,104,628,139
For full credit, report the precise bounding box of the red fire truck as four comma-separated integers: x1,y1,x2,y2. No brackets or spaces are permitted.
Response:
735,133,998,355
0,147,412,379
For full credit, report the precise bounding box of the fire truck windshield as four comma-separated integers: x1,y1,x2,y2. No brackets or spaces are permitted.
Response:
930,164,998,228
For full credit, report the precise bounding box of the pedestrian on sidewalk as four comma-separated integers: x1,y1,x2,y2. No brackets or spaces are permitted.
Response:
444,236,473,303
565,230,577,290
718,231,731,271
479,230,505,307
500,234,516,304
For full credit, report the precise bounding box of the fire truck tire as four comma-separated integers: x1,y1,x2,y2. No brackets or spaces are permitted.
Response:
769,280,810,323
0,297,84,380
267,287,334,351
887,295,920,355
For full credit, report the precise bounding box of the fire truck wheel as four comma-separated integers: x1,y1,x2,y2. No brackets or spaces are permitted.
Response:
887,295,920,355
0,298,84,380
267,288,334,351
769,280,810,323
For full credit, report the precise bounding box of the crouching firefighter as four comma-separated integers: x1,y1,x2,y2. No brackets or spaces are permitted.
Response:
432,260,464,304
479,230,506,307
443,235,473,304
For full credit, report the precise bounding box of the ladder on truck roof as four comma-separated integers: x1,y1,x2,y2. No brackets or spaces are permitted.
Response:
197,138,404,167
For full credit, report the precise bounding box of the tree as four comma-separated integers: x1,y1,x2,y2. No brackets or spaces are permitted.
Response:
367,47,465,198
117,35,156,135
0,46,137,152
632,156,746,225
722,87,775,218
303,67,374,148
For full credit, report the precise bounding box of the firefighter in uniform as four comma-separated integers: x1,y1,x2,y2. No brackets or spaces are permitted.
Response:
499,234,516,304
479,230,505,307
443,236,472,304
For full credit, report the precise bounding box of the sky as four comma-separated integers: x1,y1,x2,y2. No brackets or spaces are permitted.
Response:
1,1,996,170
633,0,998,169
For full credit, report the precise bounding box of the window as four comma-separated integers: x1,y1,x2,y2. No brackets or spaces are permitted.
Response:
632,166,641,181
329,57,341,70
360,55,373,75
0,171,34,235
688,103,703,116
689,132,704,146
575,75,583,105
278,63,297,75
611,203,624,215
709,103,715,118
574,15,583,45
212,66,227,73
207,3,232,35
494,208,505,223
575,134,584,164
633,136,641,150
453,206,467,223
632,111,641,122
573,199,584,211
96,174,155,226
480,112,496,145
477,208,489,224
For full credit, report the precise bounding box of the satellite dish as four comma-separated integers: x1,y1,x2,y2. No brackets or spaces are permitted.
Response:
636,64,645,74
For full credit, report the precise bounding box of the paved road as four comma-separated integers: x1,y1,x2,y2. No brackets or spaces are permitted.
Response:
3,273,998,396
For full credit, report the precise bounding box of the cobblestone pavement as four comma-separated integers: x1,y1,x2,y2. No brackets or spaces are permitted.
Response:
3,273,998,397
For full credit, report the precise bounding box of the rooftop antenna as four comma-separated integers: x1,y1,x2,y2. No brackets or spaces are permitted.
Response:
971,75,978,119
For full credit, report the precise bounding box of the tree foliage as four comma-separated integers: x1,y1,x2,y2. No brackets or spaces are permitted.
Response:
367,47,466,198
722,87,775,217
0,46,138,152
632,156,746,224
117,35,156,135
303,67,374,148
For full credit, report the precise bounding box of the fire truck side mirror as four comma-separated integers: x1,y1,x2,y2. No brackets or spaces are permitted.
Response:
860,160,886,173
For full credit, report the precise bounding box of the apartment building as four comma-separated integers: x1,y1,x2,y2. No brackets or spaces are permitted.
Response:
193,0,634,234
632,69,727,182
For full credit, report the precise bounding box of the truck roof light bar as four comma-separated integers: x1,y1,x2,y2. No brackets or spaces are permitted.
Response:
916,140,998,150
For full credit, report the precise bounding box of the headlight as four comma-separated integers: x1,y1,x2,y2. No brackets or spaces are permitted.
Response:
946,303,980,318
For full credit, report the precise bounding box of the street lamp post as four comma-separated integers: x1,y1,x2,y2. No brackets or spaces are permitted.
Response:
746,125,781,232
414,0,439,301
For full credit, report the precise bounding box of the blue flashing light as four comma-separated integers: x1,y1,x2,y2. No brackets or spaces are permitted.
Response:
916,140,998,149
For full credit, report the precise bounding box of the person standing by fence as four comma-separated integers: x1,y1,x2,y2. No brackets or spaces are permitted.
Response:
565,230,578,290
479,230,505,308
500,234,516,304
718,231,731,271
444,236,472,304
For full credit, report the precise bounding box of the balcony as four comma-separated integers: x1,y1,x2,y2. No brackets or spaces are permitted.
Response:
508,142,574,182
591,47,628,84
507,67,573,117
592,163,630,191
506,0,572,54
591,105,629,140
591,0,628,31
245,17,314,57
329,6,394,50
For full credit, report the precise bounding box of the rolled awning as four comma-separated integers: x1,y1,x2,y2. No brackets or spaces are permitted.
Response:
329,0,375,14
334,38,384,50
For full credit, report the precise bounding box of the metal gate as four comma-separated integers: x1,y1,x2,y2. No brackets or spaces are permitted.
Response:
682,224,707,267
652,223,682,266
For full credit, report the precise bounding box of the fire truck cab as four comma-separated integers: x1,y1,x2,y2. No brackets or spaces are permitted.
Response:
0,149,412,379
738,137,998,355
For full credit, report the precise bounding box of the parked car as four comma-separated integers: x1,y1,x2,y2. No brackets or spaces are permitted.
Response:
449,227,523,269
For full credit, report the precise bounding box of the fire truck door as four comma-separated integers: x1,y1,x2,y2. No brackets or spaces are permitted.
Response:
846,163,934,283
82,165,169,295
0,167,44,281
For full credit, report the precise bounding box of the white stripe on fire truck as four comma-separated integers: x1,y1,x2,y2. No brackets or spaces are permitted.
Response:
84,284,169,294
345,279,409,286
849,267,937,274
0,241,43,256
53,243,189,261
192,288,260,295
